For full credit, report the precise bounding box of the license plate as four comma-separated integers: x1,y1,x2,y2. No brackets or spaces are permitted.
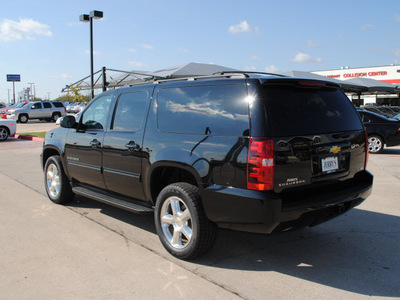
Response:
322,156,338,173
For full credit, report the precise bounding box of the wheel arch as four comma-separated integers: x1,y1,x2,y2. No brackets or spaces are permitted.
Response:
146,162,201,205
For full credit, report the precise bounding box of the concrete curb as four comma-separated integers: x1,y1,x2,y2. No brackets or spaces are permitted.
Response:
14,134,44,142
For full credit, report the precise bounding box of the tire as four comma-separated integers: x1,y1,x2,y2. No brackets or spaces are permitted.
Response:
368,135,384,153
44,155,74,204
18,114,28,123
0,127,9,141
154,182,217,260
52,113,61,122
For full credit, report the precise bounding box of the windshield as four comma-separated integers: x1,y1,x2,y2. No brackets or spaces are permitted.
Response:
263,85,363,136
15,102,26,108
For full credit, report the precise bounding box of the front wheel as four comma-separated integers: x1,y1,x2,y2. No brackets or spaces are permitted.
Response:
18,114,28,123
44,155,74,204
154,182,217,260
368,135,384,153
0,127,9,141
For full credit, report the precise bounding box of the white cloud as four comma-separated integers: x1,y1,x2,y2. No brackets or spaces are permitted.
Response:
243,65,257,71
84,50,101,55
52,74,72,79
0,18,52,41
392,49,400,57
307,40,318,48
361,24,373,30
265,65,280,73
128,61,147,68
177,47,189,53
292,52,322,63
228,21,259,34
141,43,154,50
250,55,261,60
128,48,137,53
395,13,400,22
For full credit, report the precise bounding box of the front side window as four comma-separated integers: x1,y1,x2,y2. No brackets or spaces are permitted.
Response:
112,91,148,132
157,85,249,136
32,103,42,109
81,94,113,130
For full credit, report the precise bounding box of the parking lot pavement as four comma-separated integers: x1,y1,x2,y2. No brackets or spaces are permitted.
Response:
0,142,399,299
14,120,57,134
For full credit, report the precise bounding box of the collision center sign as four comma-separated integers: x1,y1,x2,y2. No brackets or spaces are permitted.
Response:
313,65,400,84
7,74,21,82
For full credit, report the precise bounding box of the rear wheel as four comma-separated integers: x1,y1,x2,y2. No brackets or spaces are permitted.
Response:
0,127,9,141
52,113,61,122
368,135,384,153
44,155,74,204
154,182,217,260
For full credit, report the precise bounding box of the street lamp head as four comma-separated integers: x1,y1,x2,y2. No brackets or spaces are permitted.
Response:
90,10,103,19
79,14,90,22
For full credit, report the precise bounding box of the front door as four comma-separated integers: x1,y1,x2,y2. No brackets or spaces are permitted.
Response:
64,94,113,189
102,90,150,201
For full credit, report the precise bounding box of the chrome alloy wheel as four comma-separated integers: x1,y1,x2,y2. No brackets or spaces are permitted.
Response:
46,163,61,198
160,196,193,249
0,128,8,140
368,136,383,153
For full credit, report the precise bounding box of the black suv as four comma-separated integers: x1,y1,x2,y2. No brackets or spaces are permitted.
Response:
41,73,373,259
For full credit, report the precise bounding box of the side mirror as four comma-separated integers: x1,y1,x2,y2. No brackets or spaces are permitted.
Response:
60,115,77,128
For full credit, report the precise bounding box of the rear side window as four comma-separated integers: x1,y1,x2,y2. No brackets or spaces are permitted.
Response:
43,102,52,109
112,91,148,132
52,102,64,108
157,85,249,136
263,86,363,136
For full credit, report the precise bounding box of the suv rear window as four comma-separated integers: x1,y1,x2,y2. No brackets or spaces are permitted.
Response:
263,85,363,136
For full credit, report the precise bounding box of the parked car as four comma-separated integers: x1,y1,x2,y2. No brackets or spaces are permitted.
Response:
70,102,86,114
0,119,16,141
358,110,400,153
66,102,81,113
6,101,66,123
360,106,391,118
42,73,373,259
0,102,30,118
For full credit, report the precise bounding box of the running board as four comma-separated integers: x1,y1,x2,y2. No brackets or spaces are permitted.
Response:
72,186,153,214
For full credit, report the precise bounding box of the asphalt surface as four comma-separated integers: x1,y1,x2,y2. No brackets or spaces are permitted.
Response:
0,122,399,299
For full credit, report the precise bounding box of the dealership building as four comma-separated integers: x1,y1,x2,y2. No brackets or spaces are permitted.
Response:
312,65,400,106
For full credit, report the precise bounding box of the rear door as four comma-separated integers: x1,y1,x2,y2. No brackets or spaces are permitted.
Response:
102,89,151,201
260,80,366,192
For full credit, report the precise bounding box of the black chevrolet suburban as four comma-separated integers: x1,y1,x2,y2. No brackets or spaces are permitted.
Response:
41,72,373,259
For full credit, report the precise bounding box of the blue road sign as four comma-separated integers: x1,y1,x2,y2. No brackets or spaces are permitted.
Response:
7,74,21,82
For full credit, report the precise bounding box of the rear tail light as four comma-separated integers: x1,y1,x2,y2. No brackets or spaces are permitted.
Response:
247,138,274,191
364,130,369,169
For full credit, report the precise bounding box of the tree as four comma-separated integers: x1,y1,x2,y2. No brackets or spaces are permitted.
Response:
55,87,90,103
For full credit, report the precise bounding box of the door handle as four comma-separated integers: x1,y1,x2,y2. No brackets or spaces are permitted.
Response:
125,141,140,151
90,139,101,148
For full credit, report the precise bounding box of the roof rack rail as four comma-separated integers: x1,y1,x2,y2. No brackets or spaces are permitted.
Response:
212,71,287,78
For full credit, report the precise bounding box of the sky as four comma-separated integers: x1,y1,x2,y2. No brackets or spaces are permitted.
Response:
1,0,400,102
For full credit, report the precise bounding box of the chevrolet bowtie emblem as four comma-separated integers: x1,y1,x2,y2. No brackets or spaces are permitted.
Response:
330,146,341,154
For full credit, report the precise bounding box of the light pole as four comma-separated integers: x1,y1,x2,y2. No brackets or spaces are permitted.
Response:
28,82,34,101
80,10,103,99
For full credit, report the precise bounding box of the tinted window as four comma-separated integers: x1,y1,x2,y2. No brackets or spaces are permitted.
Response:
52,102,64,108
157,85,249,136
263,86,363,136
32,103,42,109
43,102,52,108
112,91,148,132
81,95,113,130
